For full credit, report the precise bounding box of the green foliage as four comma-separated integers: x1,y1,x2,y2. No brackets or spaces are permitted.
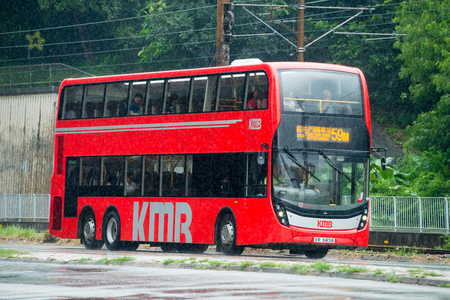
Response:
370,157,410,195
77,257,93,262
394,0,450,105
98,256,135,265
370,150,450,197
310,261,332,272
335,265,368,274
440,235,450,250
239,260,256,270
398,151,450,197
138,0,217,70
387,273,401,283
0,248,24,258
291,263,309,275
404,95,450,155
0,225,44,241
393,0,450,159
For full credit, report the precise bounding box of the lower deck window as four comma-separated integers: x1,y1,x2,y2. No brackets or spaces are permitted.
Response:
64,152,268,203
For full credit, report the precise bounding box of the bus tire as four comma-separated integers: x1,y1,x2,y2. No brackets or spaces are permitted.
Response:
81,212,104,250
304,248,328,259
219,214,244,256
104,211,122,251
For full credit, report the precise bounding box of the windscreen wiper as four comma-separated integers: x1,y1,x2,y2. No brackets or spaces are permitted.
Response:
283,148,321,182
318,149,357,186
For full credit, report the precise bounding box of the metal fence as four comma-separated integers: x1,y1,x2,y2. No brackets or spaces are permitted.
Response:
0,63,93,90
370,196,449,234
1,194,50,221
1,195,449,234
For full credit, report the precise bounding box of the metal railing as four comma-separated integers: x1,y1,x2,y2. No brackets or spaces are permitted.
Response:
1,194,50,221
370,196,449,234
1,195,449,234
0,63,94,89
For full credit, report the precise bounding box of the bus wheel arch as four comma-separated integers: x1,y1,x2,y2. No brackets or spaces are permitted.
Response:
78,206,104,250
102,206,122,251
215,208,244,256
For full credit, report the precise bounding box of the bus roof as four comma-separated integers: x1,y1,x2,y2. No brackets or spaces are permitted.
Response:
60,61,362,87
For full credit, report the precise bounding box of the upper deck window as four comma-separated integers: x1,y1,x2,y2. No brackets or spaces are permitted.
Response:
58,70,269,120
279,70,363,116
59,85,83,120
82,84,106,119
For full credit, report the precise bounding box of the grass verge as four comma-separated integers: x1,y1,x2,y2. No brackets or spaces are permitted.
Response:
98,256,135,265
0,248,24,258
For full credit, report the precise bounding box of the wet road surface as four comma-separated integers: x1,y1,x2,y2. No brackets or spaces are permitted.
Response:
1,259,450,299
1,243,450,299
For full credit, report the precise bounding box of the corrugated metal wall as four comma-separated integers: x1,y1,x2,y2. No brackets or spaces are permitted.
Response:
0,93,57,194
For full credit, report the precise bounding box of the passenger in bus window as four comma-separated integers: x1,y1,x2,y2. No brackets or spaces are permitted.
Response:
247,88,260,109
106,170,121,186
284,91,303,112
167,93,179,114
260,90,268,109
126,171,138,196
129,93,144,116
322,90,352,115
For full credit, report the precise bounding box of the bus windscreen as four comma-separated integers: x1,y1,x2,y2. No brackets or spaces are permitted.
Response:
279,70,363,115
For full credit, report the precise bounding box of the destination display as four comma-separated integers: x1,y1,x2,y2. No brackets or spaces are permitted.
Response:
297,125,350,143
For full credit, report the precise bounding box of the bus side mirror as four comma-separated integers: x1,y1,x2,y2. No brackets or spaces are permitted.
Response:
257,152,265,165
257,143,268,165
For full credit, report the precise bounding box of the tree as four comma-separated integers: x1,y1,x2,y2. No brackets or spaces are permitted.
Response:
393,0,450,113
35,0,146,71
138,0,218,70
394,0,450,154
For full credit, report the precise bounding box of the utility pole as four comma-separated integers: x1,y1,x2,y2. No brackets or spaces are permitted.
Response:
297,0,305,62
216,0,231,66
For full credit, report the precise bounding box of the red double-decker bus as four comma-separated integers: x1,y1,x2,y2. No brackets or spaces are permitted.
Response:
50,60,371,258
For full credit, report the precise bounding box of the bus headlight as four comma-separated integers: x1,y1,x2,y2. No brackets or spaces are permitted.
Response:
273,202,289,227
358,207,369,230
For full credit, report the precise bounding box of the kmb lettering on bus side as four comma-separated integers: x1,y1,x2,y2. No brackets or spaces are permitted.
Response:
249,119,261,130
317,220,333,228
132,202,192,243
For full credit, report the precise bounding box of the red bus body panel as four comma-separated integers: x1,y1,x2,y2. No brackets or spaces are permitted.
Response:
50,62,370,250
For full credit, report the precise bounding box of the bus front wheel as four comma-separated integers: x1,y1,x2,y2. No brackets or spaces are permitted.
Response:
104,211,122,251
81,212,104,250
219,214,244,256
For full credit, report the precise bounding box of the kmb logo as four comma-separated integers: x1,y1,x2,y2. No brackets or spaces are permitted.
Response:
317,220,333,228
249,119,261,130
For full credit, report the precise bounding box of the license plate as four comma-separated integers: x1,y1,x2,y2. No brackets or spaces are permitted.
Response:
314,237,335,243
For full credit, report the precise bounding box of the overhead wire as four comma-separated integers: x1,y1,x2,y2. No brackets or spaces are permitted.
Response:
0,0,446,69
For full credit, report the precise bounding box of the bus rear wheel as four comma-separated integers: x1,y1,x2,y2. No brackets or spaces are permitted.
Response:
81,212,104,250
304,248,329,259
219,214,244,256
104,211,122,251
